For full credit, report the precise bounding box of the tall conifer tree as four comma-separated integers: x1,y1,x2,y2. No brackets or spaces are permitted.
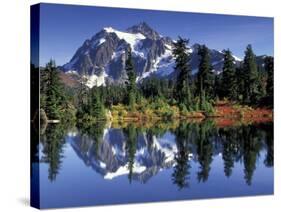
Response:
125,48,137,110
88,87,105,120
222,49,237,100
265,56,274,99
197,45,214,107
172,37,192,107
197,45,214,97
43,59,66,120
243,45,259,103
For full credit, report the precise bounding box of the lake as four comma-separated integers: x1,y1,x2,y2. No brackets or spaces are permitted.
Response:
32,119,273,208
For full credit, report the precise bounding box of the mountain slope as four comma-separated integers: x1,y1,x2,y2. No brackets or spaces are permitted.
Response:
61,22,241,87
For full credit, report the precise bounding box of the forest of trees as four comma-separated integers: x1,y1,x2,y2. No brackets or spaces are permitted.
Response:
39,37,274,123
40,60,76,122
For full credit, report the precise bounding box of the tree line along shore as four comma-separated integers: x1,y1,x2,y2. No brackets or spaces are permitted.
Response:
34,37,273,125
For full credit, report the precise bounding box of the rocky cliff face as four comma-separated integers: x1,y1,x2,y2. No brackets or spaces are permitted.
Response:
61,22,242,87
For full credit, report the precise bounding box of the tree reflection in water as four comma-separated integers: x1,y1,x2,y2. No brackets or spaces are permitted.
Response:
39,120,273,188
172,122,192,189
124,124,138,184
40,123,67,182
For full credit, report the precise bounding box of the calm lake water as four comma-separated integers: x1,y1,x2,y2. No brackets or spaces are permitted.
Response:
32,120,273,208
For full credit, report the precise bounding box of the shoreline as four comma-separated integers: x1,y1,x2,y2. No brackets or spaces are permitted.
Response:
110,105,273,122
40,103,273,127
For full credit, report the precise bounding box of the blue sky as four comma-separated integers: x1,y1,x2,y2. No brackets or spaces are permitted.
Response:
38,3,273,66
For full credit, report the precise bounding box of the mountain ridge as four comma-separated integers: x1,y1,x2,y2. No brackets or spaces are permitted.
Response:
60,22,245,88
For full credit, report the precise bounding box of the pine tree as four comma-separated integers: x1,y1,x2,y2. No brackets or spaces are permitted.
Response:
172,37,192,107
125,48,137,110
77,76,89,115
243,45,259,104
221,49,237,100
88,87,105,120
43,59,66,120
236,65,245,102
197,45,214,98
256,65,267,101
265,56,274,99
214,74,223,99
197,45,215,109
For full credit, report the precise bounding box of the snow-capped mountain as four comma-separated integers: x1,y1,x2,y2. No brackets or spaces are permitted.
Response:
61,22,242,88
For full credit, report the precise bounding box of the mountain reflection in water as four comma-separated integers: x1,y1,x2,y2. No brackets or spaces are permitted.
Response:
38,120,273,188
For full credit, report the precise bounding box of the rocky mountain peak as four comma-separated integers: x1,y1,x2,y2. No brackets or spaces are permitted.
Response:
61,22,244,88
126,22,161,40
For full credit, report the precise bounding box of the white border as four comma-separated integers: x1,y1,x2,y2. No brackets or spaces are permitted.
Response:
0,0,280,211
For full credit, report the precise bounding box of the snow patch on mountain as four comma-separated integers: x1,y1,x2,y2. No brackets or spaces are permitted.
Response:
111,49,125,61
156,61,175,77
84,71,107,87
91,38,106,48
137,45,174,81
97,38,106,46
233,55,242,62
218,50,242,62
65,70,79,75
104,27,146,53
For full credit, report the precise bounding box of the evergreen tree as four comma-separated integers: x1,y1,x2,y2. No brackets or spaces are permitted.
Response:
197,45,215,109
103,84,127,106
236,65,245,102
88,87,105,120
172,37,192,107
256,65,267,102
214,74,223,99
125,48,137,110
140,77,161,99
265,56,274,103
197,45,214,97
77,76,89,115
221,49,237,100
242,45,259,104
42,60,66,120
